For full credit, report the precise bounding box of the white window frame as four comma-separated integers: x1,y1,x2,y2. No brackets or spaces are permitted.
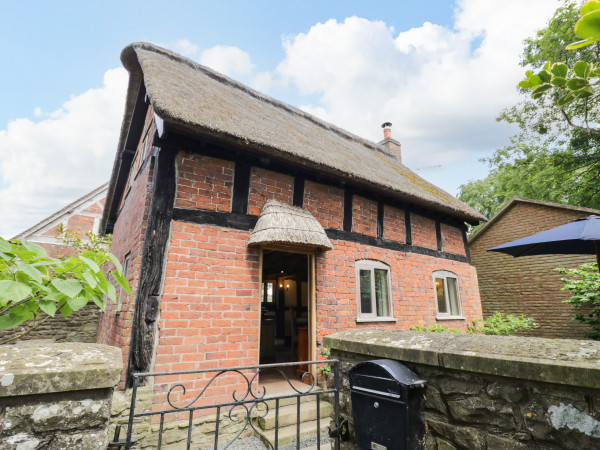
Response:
433,270,463,319
355,260,396,322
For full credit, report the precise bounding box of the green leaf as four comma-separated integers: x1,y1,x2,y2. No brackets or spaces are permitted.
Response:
525,70,533,78
574,61,590,78
0,313,28,329
91,295,105,313
577,86,595,98
551,77,567,87
567,78,588,90
107,253,123,273
67,295,88,311
51,278,83,298
106,282,117,303
0,280,32,302
543,61,551,71
581,0,600,16
518,80,532,89
566,39,596,50
79,255,100,273
82,272,97,289
557,91,576,106
538,70,552,83
113,270,131,295
575,10,600,40
17,263,43,284
532,84,552,97
528,74,542,86
21,241,47,258
60,303,74,318
38,300,57,317
551,63,568,78
0,238,12,253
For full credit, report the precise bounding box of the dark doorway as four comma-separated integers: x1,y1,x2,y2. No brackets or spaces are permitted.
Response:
260,250,310,366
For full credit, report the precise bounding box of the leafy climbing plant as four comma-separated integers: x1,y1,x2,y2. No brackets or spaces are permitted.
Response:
0,236,130,344
557,262,600,339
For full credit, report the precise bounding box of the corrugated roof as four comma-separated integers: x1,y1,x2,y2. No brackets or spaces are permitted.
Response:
104,42,485,229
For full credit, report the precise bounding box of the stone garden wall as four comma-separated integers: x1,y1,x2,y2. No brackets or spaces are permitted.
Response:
324,329,600,450
0,342,122,449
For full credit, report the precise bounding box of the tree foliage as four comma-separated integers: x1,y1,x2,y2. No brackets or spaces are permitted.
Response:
458,1,600,219
0,236,130,344
557,262,600,339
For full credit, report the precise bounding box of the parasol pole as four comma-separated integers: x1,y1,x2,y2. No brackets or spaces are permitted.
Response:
595,241,600,273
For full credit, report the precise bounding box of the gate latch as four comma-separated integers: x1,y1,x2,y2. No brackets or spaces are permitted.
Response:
328,419,349,441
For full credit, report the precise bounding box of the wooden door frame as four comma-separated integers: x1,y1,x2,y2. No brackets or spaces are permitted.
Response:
258,246,317,376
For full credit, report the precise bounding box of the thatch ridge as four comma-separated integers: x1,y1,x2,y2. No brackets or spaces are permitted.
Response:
102,42,486,232
249,200,333,250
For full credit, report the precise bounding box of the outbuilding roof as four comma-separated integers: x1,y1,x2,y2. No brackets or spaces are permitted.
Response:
104,42,484,230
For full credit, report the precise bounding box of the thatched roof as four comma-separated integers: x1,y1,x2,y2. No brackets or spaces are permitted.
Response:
102,42,485,232
249,200,333,250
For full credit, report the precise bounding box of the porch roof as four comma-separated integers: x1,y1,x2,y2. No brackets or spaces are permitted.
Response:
248,200,333,251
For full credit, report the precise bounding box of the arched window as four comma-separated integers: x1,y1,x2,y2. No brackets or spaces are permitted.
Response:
433,270,462,318
355,260,395,321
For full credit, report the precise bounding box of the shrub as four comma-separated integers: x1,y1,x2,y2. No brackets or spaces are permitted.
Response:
411,312,538,336
557,262,600,340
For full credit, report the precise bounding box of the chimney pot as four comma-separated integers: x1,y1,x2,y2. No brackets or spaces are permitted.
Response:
381,122,392,139
379,122,402,163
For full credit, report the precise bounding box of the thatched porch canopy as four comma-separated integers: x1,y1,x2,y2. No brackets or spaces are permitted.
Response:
248,200,333,251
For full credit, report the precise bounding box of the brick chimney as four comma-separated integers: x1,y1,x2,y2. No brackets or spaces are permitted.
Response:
378,122,402,163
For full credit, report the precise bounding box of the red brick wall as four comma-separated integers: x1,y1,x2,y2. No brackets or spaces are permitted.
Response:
352,196,377,237
411,214,437,249
153,221,260,408
470,202,595,339
303,181,344,229
248,167,294,215
97,155,154,379
383,206,405,242
175,153,234,211
315,241,481,340
441,223,466,256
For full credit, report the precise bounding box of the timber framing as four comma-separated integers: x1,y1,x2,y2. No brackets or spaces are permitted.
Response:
127,143,177,384
172,207,469,263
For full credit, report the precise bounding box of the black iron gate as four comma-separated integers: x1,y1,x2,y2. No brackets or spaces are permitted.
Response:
121,360,341,449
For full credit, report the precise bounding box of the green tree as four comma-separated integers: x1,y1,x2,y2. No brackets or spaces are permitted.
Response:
0,236,130,344
458,1,600,219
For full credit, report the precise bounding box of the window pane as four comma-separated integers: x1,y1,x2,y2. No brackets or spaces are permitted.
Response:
447,278,459,316
374,269,389,316
435,278,447,313
359,269,372,314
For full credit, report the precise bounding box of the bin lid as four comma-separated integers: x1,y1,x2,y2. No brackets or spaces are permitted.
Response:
348,359,426,388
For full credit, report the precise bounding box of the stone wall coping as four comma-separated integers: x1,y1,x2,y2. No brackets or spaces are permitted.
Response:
0,342,123,397
324,329,600,389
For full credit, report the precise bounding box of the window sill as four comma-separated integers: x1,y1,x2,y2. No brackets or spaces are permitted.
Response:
356,317,398,323
435,316,465,321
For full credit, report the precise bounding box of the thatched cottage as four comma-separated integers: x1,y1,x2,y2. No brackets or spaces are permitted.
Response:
97,43,484,395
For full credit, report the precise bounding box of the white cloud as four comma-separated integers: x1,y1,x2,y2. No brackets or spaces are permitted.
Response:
173,39,200,58
0,68,127,238
273,0,561,176
200,45,255,77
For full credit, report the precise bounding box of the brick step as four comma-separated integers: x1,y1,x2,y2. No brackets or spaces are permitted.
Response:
258,418,331,447
258,399,333,430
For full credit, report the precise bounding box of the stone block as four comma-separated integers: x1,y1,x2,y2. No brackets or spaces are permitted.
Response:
427,419,485,449
438,376,484,396
3,396,109,433
486,434,529,450
424,385,447,414
446,396,515,430
486,381,527,403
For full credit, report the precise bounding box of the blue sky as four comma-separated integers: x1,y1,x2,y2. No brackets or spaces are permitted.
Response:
0,0,560,237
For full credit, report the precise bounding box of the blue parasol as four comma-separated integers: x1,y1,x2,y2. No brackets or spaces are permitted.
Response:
488,215,600,268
